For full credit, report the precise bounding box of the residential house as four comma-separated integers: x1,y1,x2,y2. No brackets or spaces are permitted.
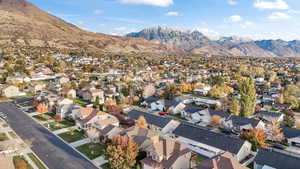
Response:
0,85,20,98
282,127,300,148
82,88,104,103
59,77,69,84
62,88,76,99
223,115,265,132
74,108,106,129
141,138,192,169
197,152,249,169
255,111,284,123
254,149,300,169
123,126,160,150
86,124,122,143
164,100,186,115
173,123,252,162
142,97,165,112
183,108,229,124
127,109,174,132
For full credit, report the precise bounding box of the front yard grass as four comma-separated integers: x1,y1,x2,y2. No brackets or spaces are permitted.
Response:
58,130,86,143
0,132,9,141
33,113,55,121
74,98,90,106
13,155,33,169
76,143,106,160
191,154,206,164
168,113,187,121
100,163,112,169
45,120,75,131
27,153,47,169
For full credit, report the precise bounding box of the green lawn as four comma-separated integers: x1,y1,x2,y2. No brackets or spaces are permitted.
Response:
58,130,86,143
0,132,9,141
168,113,187,121
45,120,75,131
191,154,206,163
100,163,112,169
27,153,47,169
74,98,90,106
76,143,106,160
13,156,34,169
33,113,55,121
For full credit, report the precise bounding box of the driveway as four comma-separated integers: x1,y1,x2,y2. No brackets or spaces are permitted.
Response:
0,102,99,169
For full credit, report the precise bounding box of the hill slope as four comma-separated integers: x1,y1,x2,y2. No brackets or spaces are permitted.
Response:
127,27,300,57
0,0,178,53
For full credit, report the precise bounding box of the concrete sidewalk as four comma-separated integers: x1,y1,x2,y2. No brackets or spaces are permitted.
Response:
53,126,77,135
70,138,91,147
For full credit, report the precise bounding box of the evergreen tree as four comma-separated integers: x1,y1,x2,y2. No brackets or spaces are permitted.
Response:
239,78,256,117
229,98,241,116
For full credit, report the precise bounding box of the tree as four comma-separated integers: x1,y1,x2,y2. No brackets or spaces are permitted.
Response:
283,110,296,127
240,128,268,151
239,78,256,117
296,120,300,129
210,115,222,126
136,116,148,128
36,103,48,114
142,84,156,99
267,119,284,142
105,136,138,169
229,98,241,116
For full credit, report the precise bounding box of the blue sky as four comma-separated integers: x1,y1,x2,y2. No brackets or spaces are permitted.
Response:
28,0,300,40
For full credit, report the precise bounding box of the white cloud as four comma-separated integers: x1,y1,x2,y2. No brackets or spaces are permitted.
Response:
94,10,103,14
111,27,137,35
165,11,179,16
288,9,300,14
228,0,237,5
254,0,289,10
120,0,173,7
228,15,243,22
197,28,220,40
241,21,254,28
268,12,291,20
76,21,85,25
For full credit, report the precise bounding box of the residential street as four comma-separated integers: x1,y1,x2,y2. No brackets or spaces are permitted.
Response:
0,102,99,169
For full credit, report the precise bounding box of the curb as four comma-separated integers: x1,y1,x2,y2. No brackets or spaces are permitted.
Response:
16,103,102,169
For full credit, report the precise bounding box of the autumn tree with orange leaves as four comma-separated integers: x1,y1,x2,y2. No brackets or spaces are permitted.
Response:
137,116,148,128
240,128,268,151
36,103,48,114
105,136,138,169
267,119,284,143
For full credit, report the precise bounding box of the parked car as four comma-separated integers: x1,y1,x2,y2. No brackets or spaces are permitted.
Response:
159,112,168,116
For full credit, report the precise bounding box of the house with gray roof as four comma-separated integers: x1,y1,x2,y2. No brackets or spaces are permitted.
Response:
254,149,300,169
282,127,300,147
223,115,265,132
173,123,252,162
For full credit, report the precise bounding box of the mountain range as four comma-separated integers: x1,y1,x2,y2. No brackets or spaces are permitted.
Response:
0,0,179,54
127,27,300,57
1,0,300,57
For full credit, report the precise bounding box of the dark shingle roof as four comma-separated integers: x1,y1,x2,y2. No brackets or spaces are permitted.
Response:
184,106,204,114
228,115,261,128
254,149,300,169
127,109,172,128
173,123,246,154
144,97,160,104
282,127,300,139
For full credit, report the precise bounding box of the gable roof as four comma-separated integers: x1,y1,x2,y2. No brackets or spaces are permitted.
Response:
227,115,261,128
282,127,300,139
197,152,249,169
127,109,172,128
254,149,300,169
144,96,160,104
173,123,247,154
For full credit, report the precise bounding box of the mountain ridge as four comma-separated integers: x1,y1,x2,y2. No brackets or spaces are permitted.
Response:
127,27,300,57
0,0,181,54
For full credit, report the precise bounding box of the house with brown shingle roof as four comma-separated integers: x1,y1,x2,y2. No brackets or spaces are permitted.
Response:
141,138,192,169
123,126,160,150
74,107,119,132
86,124,122,143
196,152,249,169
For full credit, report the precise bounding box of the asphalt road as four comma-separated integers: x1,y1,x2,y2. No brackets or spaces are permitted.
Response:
0,102,99,169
